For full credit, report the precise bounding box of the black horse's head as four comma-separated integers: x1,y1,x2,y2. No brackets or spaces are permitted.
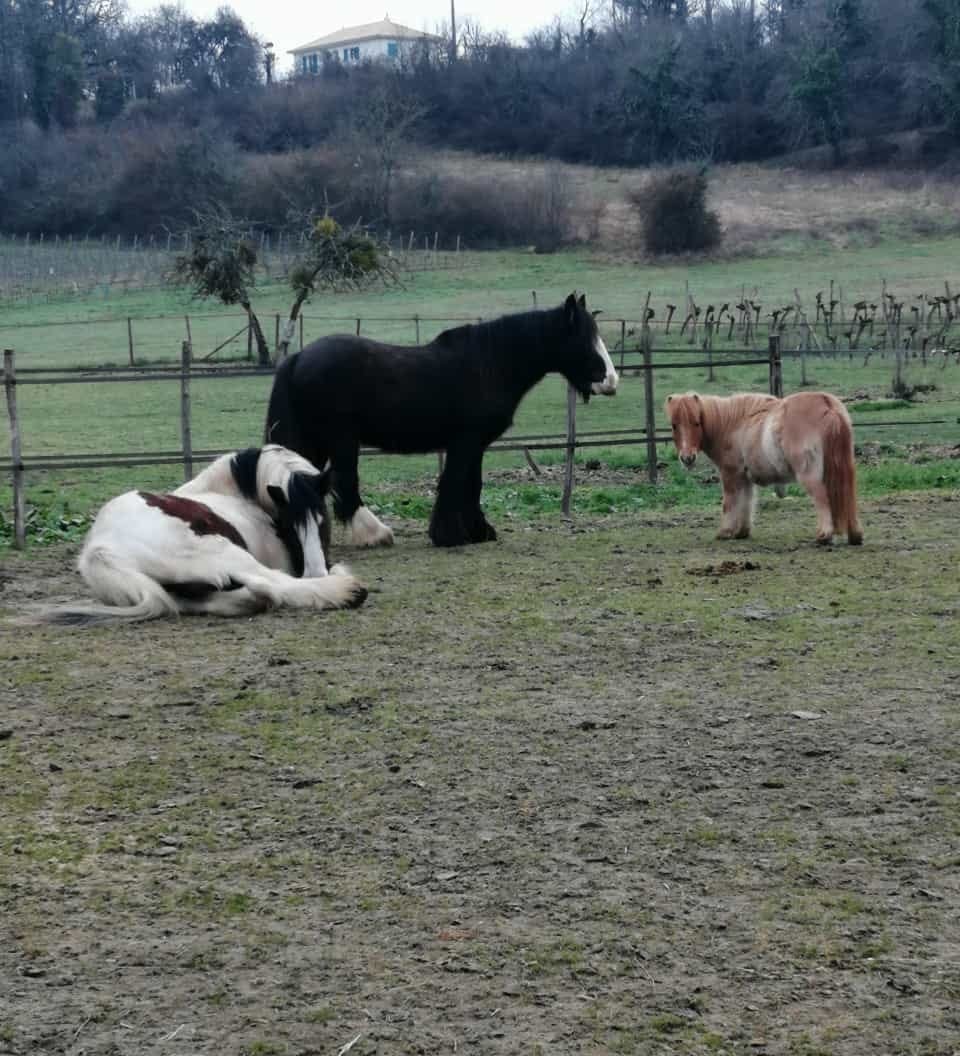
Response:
555,293,619,401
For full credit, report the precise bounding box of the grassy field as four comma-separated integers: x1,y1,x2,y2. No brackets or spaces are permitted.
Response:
1,233,959,550
1,493,958,1055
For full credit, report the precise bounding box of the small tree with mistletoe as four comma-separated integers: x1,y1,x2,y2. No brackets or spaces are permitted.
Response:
171,209,271,364
171,208,396,366
276,213,397,361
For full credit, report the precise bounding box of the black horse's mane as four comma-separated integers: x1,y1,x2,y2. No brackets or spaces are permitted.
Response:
433,305,564,353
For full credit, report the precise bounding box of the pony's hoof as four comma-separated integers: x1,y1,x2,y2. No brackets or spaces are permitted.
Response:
815,534,833,546
848,532,864,546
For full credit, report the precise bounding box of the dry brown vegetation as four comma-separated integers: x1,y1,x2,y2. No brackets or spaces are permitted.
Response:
412,149,960,255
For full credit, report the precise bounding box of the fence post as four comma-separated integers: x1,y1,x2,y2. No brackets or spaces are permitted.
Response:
127,317,135,366
414,314,421,345
642,327,658,485
619,319,627,371
768,334,783,398
180,340,193,482
561,383,577,516
299,314,304,351
3,349,26,548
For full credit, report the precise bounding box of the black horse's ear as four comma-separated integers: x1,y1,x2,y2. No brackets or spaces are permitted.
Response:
564,292,578,329
312,468,331,495
578,293,586,309
267,484,287,509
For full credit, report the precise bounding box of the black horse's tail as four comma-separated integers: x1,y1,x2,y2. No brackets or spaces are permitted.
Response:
264,354,300,449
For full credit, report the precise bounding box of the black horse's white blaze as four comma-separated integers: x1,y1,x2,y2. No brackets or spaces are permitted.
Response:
264,292,618,548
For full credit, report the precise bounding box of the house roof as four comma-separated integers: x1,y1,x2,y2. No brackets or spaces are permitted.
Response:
289,17,439,54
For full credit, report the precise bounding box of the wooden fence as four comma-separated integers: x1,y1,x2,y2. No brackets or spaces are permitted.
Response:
2,335,950,549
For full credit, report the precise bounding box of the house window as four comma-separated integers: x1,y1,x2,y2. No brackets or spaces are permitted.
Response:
301,56,308,73
350,46,360,60
387,41,398,58
343,48,349,60
309,52,318,73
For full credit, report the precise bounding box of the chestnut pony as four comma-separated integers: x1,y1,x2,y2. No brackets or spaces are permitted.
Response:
666,391,863,546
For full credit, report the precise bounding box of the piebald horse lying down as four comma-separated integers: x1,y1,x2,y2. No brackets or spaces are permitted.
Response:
666,391,863,546
39,445,368,624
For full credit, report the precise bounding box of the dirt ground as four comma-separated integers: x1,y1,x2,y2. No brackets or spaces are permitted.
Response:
1,491,959,1056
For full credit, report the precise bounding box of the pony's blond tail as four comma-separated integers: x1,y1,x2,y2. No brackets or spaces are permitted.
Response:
823,405,863,545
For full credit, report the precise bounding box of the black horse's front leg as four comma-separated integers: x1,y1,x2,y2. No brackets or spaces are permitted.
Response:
464,452,496,543
429,446,496,547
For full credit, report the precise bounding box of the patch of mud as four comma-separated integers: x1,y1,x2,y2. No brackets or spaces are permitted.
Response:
686,559,761,577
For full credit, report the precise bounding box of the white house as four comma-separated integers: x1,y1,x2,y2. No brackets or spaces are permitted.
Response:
289,17,440,74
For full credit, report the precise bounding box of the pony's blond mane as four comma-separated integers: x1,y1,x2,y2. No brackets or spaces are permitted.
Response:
669,391,778,440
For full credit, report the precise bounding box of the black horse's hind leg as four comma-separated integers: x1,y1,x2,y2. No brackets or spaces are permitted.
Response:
330,437,361,525
430,444,496,547
331,437,394,547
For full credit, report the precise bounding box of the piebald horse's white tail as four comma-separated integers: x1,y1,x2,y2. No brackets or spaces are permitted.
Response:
41,547,180,624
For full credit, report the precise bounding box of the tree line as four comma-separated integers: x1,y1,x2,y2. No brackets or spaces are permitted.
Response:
2,0,960,239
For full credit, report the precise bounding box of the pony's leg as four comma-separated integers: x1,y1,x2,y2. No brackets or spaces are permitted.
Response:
796,471,835,545
717,471,753,539
331,438,394,547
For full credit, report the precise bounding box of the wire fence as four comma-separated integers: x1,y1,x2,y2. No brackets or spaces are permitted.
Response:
0,231,469,304
0,335,784,547
3,287,954,549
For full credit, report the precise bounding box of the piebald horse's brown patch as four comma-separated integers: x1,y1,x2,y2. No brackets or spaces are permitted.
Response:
139,492,248,550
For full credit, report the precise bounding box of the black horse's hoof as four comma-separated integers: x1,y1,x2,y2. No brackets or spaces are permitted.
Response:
466,516,497,543
429,517,468,548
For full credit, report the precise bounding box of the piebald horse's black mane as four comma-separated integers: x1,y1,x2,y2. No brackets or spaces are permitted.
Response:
230,446,331,576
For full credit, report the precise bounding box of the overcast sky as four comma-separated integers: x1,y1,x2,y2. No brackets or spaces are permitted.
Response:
124,0,583,72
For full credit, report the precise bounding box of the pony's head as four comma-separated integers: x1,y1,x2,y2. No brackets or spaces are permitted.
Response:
557,293,619,401
232,446,332,576
665,393,705,469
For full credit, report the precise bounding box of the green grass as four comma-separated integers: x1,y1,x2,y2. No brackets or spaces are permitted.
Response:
1,240,958,551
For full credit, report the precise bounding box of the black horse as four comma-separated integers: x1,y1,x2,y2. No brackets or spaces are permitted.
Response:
264,293,619,548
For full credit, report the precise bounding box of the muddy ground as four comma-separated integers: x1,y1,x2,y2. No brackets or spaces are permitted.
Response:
1,492,959,1056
